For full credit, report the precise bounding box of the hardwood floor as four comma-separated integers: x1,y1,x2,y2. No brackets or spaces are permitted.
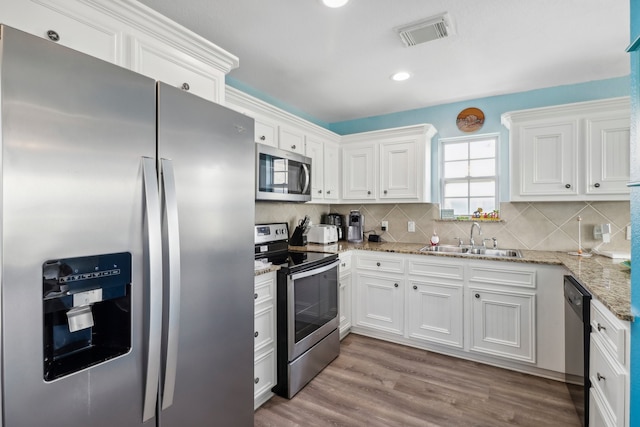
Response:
254,334,581,427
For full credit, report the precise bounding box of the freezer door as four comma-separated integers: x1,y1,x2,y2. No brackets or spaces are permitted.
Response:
0,26,157,426
157,83,255,426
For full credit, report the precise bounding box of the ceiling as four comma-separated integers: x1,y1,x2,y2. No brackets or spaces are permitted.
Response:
137,0,630,124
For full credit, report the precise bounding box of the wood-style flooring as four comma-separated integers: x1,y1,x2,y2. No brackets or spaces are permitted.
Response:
254,334,581,427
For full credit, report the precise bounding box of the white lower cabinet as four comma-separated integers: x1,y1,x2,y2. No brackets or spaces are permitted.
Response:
254,271,276,409
589,299,630,427
350,251,565,377
356,273,404,335
469,287,535,362
338,252,352,339
407,279,463,348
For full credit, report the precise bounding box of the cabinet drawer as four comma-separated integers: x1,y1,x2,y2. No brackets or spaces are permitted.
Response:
356,255,404,273
591,300,626,364
590,334,626,426
254,348,276,399
408,259,464,281
468,265,535,289
254,305,275,353
254,273,275,305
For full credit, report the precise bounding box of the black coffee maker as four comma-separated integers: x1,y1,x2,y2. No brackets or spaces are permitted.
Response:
323,213,346,241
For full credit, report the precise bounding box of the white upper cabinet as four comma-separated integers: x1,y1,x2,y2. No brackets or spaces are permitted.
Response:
278,125,305,155
0,0,122,64
0,0,238,105
342,144,377,200
323,143,340,201
341,124,436,203
503,97,630,201
254,119,278,147
305,137,325,199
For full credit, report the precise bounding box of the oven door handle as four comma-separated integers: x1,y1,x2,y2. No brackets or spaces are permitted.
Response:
289,259,339,281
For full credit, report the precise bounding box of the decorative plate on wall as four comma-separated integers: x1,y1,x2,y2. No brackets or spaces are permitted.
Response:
456,107,485,132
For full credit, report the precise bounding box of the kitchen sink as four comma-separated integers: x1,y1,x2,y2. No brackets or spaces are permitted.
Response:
468,248,523,258
419,245,469,254
420,245,522,258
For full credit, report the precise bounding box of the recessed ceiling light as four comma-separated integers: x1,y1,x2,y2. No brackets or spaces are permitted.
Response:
391,72,411,82
322,0,349,8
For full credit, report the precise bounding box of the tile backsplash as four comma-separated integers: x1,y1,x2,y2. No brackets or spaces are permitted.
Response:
256,201,631,253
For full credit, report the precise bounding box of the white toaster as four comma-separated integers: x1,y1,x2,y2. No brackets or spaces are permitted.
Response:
305,224,339,244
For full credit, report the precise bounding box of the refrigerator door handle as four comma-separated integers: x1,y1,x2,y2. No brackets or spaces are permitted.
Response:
141,157,163,422
160,158,181,410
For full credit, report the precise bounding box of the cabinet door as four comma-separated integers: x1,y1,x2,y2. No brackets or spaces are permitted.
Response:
279,126,305,154
0,0,121,64
324,143,340,201
255,119,278,147
380,140,418,199
342,145,376,200
590,334,626,427
590,388,617,427
469,288,536,363
585,116,630,196
130,35,224,103
356,273,403,335
338,272,352,339
407,280,463,348
305,137,325,201
517,122,578,197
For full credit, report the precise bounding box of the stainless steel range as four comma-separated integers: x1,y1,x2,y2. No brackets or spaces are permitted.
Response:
254,223,340,398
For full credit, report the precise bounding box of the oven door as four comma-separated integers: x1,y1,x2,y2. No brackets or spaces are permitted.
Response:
287,260,339,361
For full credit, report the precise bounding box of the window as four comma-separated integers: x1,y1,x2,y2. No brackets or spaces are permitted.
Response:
440,134,499,216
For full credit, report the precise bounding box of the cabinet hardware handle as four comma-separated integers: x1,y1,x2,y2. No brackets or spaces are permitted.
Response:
565,184,571,189
384,190,388,195
47,30,60,42
181,82,190,91
594,183,601,188
254,377,260,384
254,331,259,338
259,135,266,141
318,190,322,194
291,144,296,150
376,262,381,267
327,190,331,195
597,373,606,381
413,285,417,290
475,293,480,299
341,263,346,267
394,283,399,288
254,293,258,300
597,323,606,331
367,190,371,195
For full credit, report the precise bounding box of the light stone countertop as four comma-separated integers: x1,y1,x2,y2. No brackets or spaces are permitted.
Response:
291,241,632,322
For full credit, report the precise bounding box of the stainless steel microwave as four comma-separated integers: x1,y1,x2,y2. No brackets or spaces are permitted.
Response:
256,143,312,202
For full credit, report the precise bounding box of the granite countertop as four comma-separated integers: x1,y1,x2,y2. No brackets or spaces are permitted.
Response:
292,241,632,322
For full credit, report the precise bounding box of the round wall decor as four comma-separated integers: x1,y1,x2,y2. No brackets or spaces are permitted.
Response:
456,107,485,132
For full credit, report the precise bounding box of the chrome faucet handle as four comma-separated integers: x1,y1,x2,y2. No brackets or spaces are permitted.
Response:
482,238,492,248
492,237,498,248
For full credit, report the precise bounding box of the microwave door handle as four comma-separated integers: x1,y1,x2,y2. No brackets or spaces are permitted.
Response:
300,163,310,194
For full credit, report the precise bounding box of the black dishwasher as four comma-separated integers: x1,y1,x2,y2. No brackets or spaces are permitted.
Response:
564,275,592,426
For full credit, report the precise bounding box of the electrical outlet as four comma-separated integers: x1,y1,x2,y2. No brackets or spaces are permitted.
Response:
381,221,388,231
408,221,415,232
627,225,632,241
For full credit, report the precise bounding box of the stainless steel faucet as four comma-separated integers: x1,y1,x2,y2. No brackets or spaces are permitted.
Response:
470,222,482,247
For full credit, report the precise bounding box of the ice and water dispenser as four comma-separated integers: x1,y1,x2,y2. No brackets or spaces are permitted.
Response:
42,252,132,381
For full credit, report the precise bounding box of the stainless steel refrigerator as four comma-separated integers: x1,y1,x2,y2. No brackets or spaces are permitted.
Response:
0,25,255,426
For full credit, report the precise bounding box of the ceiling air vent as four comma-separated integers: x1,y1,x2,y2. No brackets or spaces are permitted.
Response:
395,12,454,47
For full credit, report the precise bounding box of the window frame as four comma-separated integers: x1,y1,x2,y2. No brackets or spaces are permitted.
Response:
439,133,500,216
